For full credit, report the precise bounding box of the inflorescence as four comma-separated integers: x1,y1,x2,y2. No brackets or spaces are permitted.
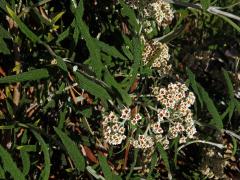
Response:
101,82,197,149
142,41,172,76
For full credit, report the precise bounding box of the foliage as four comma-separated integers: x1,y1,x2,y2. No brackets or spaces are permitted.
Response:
0,0,239,179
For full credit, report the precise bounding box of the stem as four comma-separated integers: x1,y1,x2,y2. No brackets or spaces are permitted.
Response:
164,0,240,22
177,140,225,152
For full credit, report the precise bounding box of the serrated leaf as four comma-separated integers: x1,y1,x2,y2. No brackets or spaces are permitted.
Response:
6,6,40,43
75,1,103,78
197,83,223,129
54,127,85,172
56,27,70,44
126,37,142,90
32,131,50,180
0,145,25,180
74,71,111,103
0,68,49,84
104,69,132,106
119,0,140,33
95,40,127,60
98,154,113,180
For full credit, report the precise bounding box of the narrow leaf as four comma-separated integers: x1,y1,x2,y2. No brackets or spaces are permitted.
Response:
32,131,51,180
74,71,111,102
219,15,240,32
186,68,203,108
96,40,127,60
198,83,223,129
0,68,49,84
56,56,68,72
0,25,11,39
0,165,5,179
98,154,113,180
54,127,85,172
104,69,132,106
119,0,140,33
156,143,171,176
6,6,40,43
127,37,142,90
20,151,31,176
75,1,103,78
0,145,25,180
0,38,10,54
222,69,234,99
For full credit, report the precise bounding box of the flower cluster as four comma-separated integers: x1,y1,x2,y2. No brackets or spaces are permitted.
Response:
142,41,172,76
126,0,174,28
101,83,196,150
131,134,154,149
102,112,126,145
152,82,197,144
102,107,143,145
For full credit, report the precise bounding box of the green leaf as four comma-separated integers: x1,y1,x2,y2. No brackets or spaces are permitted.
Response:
119,0,140,33
98,154,113,180
126,37,142,90
6,6,40,43
222,69,234,99
197,83,223,129
126,148,139,180
56,56,68,72
51,11,65,24
20,151,31,176
95,40,127,60
0,145,25,180
58,107,67,129
200,0,210,10
17,145,36,152
32,131,50,180
104,69,132,106
0,165,5,179
0,68,49,84
75,1,103,78
0,37,10,54
186,68,203,108
0,25,11,39
54,127,85,172
231,136,237,156
147,152,158,179
74,71,111,103
219,15,240,32
156,143,171,177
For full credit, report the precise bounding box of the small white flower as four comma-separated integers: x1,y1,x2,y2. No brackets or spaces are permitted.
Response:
73,65,78,72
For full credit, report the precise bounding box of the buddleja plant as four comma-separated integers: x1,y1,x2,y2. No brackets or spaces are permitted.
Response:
0,0,239,179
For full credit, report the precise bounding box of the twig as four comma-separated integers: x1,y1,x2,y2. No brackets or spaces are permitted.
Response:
223,129,240,141
177,139,225,152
